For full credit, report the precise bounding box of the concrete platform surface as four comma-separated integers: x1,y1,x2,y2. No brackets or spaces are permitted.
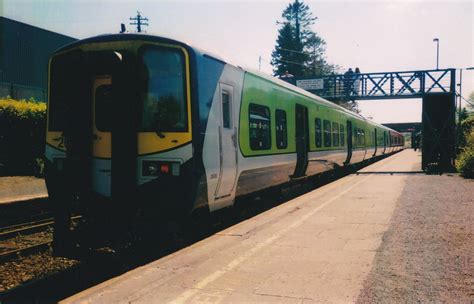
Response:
62,150,426,303
0,176,47,204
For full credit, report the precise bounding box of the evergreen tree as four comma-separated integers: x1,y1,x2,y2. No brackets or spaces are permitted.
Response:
282,0,316,45
304,33,340,76
305,33,327,75
271,23,304,76
271,0,335,77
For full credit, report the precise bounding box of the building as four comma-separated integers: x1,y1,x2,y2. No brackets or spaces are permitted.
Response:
0,17,77,101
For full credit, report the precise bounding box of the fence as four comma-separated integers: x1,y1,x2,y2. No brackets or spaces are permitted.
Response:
0,82,46,102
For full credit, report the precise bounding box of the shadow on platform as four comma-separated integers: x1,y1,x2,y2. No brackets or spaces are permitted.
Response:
355,171,425,175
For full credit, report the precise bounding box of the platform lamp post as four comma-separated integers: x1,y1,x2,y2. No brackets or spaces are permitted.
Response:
433,38,439,70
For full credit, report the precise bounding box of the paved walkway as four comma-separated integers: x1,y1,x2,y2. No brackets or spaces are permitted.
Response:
0,176,47,204
63,150,425,303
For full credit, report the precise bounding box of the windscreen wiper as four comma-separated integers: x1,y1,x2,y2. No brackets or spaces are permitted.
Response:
155,130,166,138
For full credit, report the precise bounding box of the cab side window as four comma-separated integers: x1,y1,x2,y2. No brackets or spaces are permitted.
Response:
222,90,231,129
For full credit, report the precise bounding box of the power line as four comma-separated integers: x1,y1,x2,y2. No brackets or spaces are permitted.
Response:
461,95,474,107
456,90,474,106
278,58,306,66
278,47,311,55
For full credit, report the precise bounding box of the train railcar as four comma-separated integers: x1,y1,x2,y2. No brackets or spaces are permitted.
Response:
44,34,403,253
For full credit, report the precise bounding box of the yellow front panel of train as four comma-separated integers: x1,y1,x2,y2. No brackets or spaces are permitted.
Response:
45,40,192,157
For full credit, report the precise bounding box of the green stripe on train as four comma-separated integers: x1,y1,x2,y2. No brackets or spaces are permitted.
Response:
238,72,381,157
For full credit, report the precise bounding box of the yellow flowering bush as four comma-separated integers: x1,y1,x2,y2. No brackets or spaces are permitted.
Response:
0,98,47,176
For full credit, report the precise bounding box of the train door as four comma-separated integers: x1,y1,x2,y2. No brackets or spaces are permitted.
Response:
92,75,113,197
215,83,237,199
345,120,353,164
293,104,309,177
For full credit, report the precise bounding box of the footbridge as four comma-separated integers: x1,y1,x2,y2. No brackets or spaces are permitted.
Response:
288,69,457,171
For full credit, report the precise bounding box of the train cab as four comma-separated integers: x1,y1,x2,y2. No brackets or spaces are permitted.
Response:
45,35,202,251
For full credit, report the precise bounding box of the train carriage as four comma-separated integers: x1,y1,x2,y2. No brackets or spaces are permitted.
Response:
44,34,403,254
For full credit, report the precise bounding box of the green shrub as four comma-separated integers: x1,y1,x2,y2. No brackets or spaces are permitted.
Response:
457,116,474,150
456,129,474,178
0,98,47,176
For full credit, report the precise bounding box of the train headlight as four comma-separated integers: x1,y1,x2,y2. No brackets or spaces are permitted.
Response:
146,162,159,176
142,161,180,177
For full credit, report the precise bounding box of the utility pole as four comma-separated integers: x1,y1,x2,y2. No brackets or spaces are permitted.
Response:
130,11,149,33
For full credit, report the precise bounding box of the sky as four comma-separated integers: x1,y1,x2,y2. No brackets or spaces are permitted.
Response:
2,0,473,123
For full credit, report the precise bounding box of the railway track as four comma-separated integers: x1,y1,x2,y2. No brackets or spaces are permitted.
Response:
0,216,81,263
0,241,52,263
0,197,51,228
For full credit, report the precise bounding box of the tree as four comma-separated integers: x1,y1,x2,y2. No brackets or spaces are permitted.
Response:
271,0,335,77
304,32,338,76
282,0,316,44
459,107,469,122
271,23,305,76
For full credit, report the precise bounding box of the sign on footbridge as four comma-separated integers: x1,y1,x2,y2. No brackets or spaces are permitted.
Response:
286,69,457,171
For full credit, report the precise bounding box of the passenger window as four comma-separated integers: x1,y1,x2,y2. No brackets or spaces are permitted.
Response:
222,90,231,129
315,118,322,148
249,103,271,150
275,109,287,149
323,120,331,147
332,122,339,147
361,129,366,145
340,124,345,147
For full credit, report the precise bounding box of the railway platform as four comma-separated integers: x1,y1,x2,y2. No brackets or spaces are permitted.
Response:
0,176,47,205
62,150,474,303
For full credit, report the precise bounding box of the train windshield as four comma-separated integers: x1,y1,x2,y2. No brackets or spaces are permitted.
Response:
139,45,188,133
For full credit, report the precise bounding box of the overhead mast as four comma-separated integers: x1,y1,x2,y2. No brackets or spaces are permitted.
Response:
129,11,149,33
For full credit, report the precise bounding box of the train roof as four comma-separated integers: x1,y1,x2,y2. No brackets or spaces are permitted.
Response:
244,68,364,117
52,33,192,55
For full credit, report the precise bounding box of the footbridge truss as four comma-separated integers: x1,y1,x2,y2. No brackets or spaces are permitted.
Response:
288,69,456,171
291,69,455,101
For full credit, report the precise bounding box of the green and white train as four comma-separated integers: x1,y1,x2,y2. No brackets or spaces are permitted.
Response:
45,34,403,249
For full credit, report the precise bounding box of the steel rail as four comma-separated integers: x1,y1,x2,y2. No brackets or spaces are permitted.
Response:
0,241,52,263
0,216,82,241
